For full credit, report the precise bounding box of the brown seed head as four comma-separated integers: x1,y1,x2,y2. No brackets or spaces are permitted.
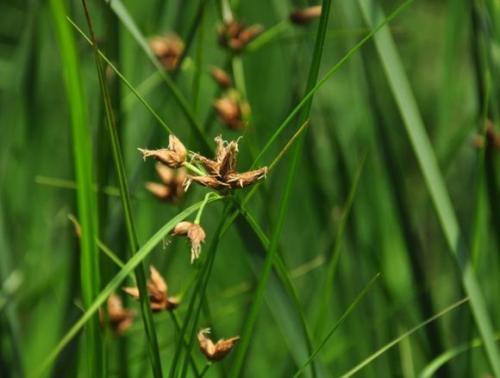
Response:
187,224,206,263
104,293,135,335
145,182,172,201
123,266,179,312
289,5,322,25
149,34,185,71
210,66,232,89
146,165,187,202
138,135,187,168
188,175,230,190
188,136,267,192
226,167,268,188
171,222,207,262
197,328,240,361
218,20,263,52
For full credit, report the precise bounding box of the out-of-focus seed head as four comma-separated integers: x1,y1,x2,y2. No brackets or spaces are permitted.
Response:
214,91,250,130
210,66,232,89
289,5,322,25
123,266,179,312
217,20,263,52
149,34,185,71
197,328,240,361
103,293,134,335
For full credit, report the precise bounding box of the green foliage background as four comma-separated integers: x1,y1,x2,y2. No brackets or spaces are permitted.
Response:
1,0,499,377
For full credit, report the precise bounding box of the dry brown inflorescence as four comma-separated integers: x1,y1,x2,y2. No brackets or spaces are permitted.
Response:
123,266,179,312
289,5,322,25
217,19,263,52
197,328,240,361
213,89,250,130
100,293,135,335
210,66,233,89
145,163,187,202
139,134,267,191
170,221,206,263
188,135,267,190
149,34,185,71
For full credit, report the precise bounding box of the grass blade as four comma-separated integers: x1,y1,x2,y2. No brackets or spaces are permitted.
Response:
357,1,500,374
419,334,500,378
49,0,103,375
79,0,166,375
341,298,469,378
294,273,380,378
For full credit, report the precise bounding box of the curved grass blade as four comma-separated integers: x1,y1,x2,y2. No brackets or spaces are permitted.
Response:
293,273,380,378
49,0,103,375
419,334,500,378
357,1,500,374
340,298,469,378
34,197,221,377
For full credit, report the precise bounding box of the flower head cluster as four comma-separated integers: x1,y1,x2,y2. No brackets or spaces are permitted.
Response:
217,20,263,52
197,328,240,361
149,34,184,71
145,163,187,203
139,135,187,169
123,266,179,312
189,136,267,190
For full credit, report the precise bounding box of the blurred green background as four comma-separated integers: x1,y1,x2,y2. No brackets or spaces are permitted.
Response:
1,0,500,377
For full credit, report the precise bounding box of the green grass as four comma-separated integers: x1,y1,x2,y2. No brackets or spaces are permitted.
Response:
1,0,500,377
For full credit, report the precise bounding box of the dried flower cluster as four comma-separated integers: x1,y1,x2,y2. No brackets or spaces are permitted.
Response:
197,328,240,361
139,135,187,168
171,221,206,263
289,5,322,25
149,34,184,71
100,293,135,335
217,20,263,52
145,163,187,202
189,136,267,190
124,266,179,312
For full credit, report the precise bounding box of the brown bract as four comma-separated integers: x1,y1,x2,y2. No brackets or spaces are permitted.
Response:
197,328,240,361
210,66,232,89
101,293,134,335
123,266,179,312
189,136,267,190
217,20,263,52
138,135,187,168
145,164,187,202
289,5,322,25
171,221,206,263
149,34,184,71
